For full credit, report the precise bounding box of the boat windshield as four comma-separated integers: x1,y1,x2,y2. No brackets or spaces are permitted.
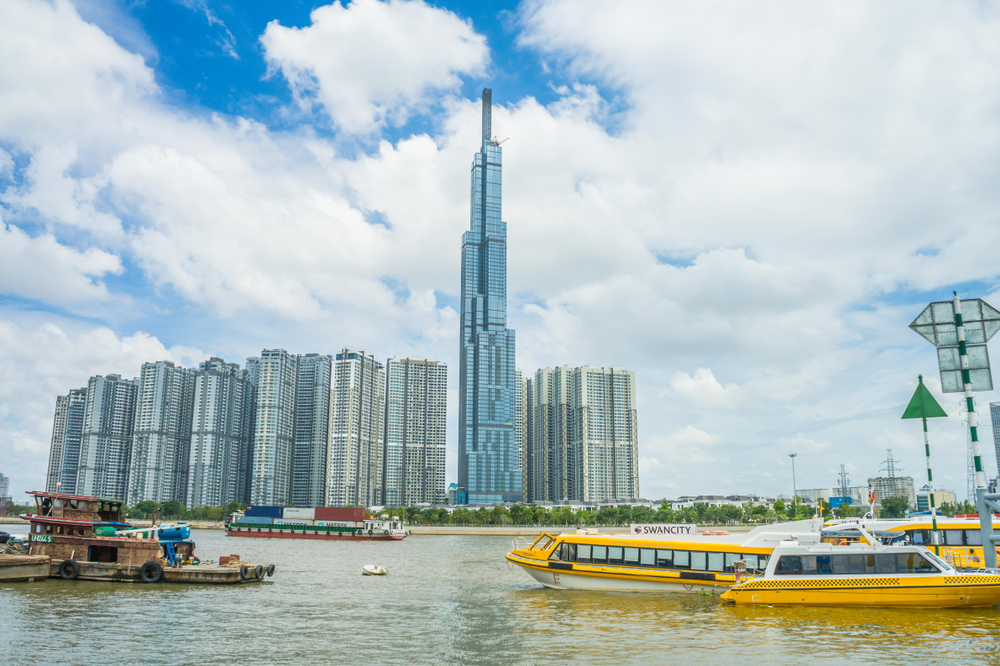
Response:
921,549,954,573
773,552,940,575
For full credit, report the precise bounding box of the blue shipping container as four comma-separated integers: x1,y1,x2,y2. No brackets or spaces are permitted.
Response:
236,516,272,524
244,505,283,518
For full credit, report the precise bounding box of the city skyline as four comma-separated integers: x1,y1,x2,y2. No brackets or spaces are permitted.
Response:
4,1,1000,503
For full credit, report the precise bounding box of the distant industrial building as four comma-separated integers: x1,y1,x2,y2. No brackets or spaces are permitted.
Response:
916,485,956,511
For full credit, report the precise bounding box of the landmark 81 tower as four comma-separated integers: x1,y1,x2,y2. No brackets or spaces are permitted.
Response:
458,89,520,504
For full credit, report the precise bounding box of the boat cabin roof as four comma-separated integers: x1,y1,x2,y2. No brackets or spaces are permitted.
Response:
27,490,123,504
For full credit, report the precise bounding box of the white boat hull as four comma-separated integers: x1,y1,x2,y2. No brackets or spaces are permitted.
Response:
514,563,726,595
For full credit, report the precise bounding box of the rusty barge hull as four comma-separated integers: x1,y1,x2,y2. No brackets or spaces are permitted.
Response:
226,528,405,541
48,559,265,584
0,554,51,582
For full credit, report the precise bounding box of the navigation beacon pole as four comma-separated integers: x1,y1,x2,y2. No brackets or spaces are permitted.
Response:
901,375,947,556
953,293,994,566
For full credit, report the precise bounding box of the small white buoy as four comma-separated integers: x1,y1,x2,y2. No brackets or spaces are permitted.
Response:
362,565,388,576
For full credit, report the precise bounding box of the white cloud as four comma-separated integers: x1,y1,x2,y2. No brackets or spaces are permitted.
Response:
1,0,1000,501
0,221,121,303
260,0,488,134
670,368,742,409
0,318,205,493
778,433,833,455
645,425,725,465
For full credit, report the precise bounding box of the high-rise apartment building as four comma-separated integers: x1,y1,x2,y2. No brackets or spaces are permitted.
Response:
293,354,332,507
328,348,384,507
514,369,528,503
528,366,639,503
46,394,69,493
382,356,447,506
53,388,87,494
127,361,196,505
186,358,254,508
248,350,298,506
458,89,520,504
868,475,917,508
76,374,138,499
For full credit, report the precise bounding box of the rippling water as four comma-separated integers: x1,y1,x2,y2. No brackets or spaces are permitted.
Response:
2,526,999,665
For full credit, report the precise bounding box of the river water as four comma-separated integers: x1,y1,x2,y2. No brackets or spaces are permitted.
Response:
1,526,998,665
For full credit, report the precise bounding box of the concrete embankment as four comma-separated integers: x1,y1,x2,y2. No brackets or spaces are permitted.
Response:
409,525,755,536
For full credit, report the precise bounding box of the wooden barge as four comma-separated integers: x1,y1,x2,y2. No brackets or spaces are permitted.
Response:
22,491,274,585
0,554,51,582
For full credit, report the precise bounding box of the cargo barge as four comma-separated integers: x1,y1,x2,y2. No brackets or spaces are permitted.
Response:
225,506,409,541
22,491,275,584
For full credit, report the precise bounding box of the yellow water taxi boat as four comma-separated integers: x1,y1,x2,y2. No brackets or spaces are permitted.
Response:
722,524,1000,608
505,520,822,595
823,516,1000,569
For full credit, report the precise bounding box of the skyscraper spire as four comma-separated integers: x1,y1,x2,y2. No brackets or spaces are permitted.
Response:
482,88,492,146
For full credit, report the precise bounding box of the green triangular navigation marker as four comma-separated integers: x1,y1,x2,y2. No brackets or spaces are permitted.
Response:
901,375,948,420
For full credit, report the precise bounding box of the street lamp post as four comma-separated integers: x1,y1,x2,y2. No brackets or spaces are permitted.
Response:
789,453,798,519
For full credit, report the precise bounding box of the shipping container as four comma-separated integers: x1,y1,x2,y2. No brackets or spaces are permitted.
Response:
273,519,311,525
315,520,361,528
314,507,365,522
244,505,283,519
282,507,316,520
236,516,273,525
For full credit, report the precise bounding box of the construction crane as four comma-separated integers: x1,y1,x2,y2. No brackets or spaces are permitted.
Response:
490,136,509,147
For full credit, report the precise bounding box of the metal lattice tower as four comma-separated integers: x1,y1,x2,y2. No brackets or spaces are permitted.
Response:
880,449,901,478
838,464,851,498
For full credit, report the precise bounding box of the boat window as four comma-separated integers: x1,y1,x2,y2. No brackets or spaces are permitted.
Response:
774,556,802,575
34,524,43,534
624,547,639,564
640,549,655,566
875,554,897,574
69,500,78,509
674,550,690,568
896,553,937,573
657,550,673,567
759,555,769,570
707,552,725,572
608,546,624,565
577,544,592,562
741,554,758,570
562,544,577,561
592,545,608,562
909,530,929,545
966,530,983,546
724,553,738,568
690,551,707,571
832,554,866,574
811,555,833,574
54,499,63,508
45,525,53,534
944,530,964,546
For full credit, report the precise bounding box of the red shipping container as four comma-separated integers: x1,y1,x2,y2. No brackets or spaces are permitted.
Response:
314,506,364,521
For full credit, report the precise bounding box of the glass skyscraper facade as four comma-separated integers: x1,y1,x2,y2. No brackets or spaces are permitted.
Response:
458,89,521,504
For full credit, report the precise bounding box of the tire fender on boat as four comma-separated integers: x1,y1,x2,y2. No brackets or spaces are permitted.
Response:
406,530,411,536
266,564,276,577
383,530,389,536
239,565,250,580
59,559,80,580
139,560,162,583
254,564,264,580
368,529,373,536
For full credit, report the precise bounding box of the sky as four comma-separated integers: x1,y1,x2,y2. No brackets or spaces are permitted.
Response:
2,0,1000,503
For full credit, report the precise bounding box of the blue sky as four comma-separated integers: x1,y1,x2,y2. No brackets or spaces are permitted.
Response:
2,0,1000,502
